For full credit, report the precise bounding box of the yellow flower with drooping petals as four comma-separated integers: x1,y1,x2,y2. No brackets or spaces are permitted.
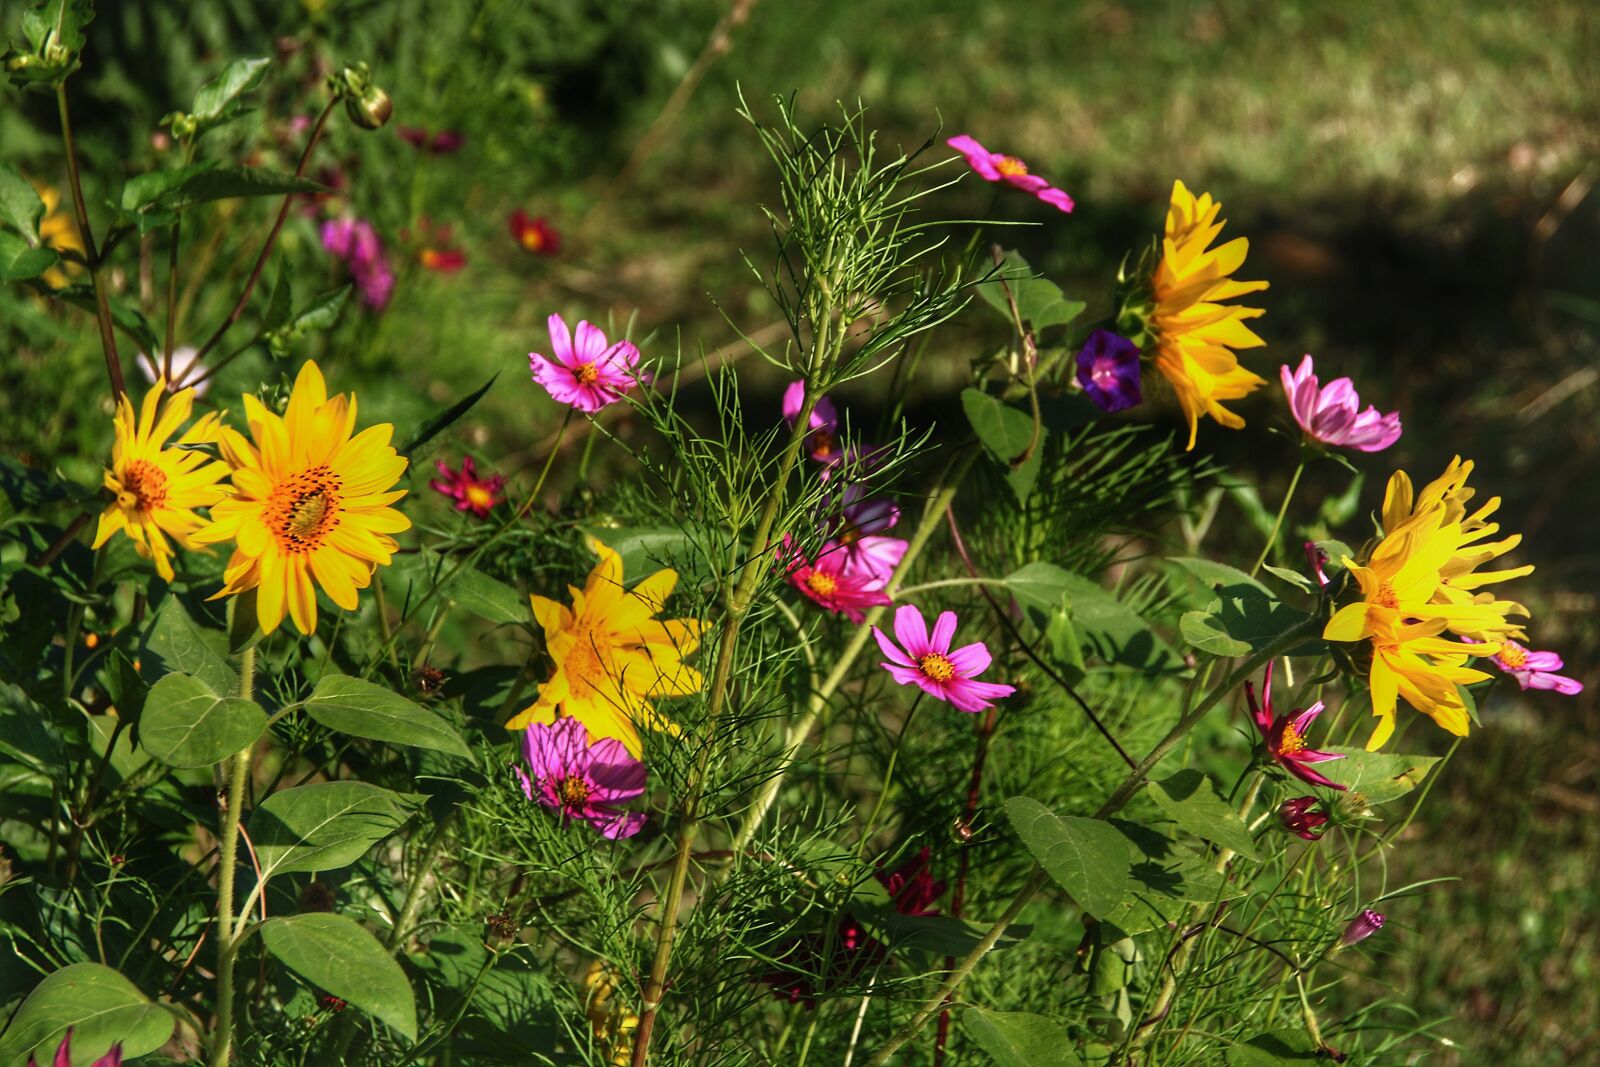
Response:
505,538,705,758
36,183,85,289
1324,458,1532,750
1151,180,1270,450
91,379,230,581
192,360,410,635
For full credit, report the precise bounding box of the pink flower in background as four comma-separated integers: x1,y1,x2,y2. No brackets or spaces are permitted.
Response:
1075,329,1143,412
320,217,395,309
517,717,646,839
509,210,561,256
529,314,641,412
1480,637,1583,695
1280,355,1401,452
876,847,947,916
1278,796,1330,841
873,604,1016,713
28,1029,122,1067
1340,909,1386,947
823,487,906,581
1247,661,1346,790
946,134,1075,213
784,535,893,622
430,455,505,518
136,346,207,396
781,380,844,464
398,125,464,154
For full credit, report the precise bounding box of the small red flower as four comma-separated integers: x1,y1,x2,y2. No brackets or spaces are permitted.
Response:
419,247,467,272
430,456,505,519
398,126,464,154
1278,796,1330,840
1246,661,1347,791
876,847,947,916
509,209,561,256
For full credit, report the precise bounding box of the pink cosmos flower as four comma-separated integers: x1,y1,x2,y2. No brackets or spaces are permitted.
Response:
781,380,844,464
320,217,395,309
29,1029,122,1067
822,487,906,582
1278,796,1330,841
529,314,642,413
1246,661,1346,790
784,535,894,623
430,455,505,519
873,604,1016,713
1280,355,1402,452
1479,637,1584,695
517,717,647,839
1340,908,1386,947
946,134,1074,213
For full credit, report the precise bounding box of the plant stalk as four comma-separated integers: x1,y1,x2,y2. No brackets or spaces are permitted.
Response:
210,645,256,1067
55,83,124,399
1251,459,1306,577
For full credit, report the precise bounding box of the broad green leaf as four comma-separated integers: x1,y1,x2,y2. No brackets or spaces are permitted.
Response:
585,526,704,581
250,781,421,877
400,373,499,457
1261,563,1315,593
227,587,263,654
1168,557,1272,596
0,162,44,238
0,963,174,1066
0,681,67,775
1316,747,1441,804
409,928,564,1058
1149,770,1260,860
266,285,352,357
961,387,1044,504
258,914,417,1040
53,284,162,354
1180,609,1250,657
859,911,1031,958
140,672,265,768
120,161,219,212
305,674,471,758
143,597,236,694
1005,796,1131,919
444,567,525,625
192,57,270,123
961,1006,1081,1067
0,230,59,280
1223,1030,1320,1065
1005,562,1178,672
977,250,1086,331
1104,855,1243,933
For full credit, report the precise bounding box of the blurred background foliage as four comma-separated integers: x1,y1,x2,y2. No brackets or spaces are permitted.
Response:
2,0,1597,1062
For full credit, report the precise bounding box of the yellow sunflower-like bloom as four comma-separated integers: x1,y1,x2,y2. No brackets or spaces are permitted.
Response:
1151,180,1270,450
505,538,705,758
1324,458,1532,750
193,360,410,635
582,962,639,1067
91,379,230,581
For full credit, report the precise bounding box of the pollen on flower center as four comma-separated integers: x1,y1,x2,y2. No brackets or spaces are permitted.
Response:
267,465,344,552
810,431,837,458
1371,581,1399,610
995,156,1029,177
1278,722,1307,755
573,361,600,385
1497,641,1528,668
465,485,494,509
558,774,591,808
520,229,545,252
119,459,169,511
918,653,956,682
806,572,838,597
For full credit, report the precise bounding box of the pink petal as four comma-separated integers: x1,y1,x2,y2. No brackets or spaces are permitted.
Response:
546,313,574,364
893,603,931,658
1289,700,1326,735
947,134,1002,181
573,320,609,362
1034,186,1076,213
873,625,915,668
1522,650,1564,672
929,611,959,654
945,641,992,678
883,662,928,688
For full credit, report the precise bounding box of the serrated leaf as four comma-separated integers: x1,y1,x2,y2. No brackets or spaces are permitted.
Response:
305,674,470,758
1149,769,1260,860
1180,609,1251,657
140,672,265,768
191,57,270,123
1316,747,1441,804
977,250,1086,331
143,597,236,695
1005,797,1131,919
258,914,417,1040
120,161,220,213
400,373,499,458
961,1006,1081,1067
961,388,1044,504
250,781,421,878
0,162,44,239
0,230,59,280
0,963,174,1066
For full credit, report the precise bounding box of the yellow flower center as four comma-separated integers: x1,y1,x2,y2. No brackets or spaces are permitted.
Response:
918,653,956,682
995,156,1029,178
465,484,494,510
1497,642,1528,668
574,362,600,385
118,459,169,512
559,774,591,807
1371,581,1399,610
1278,721,1307,756
806,572,838,597
810,431,837,458
520,228,546,252
267,465,344,553
561,620,612,700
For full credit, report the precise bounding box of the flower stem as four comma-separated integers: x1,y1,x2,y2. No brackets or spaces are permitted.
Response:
55,83,124,400
210,645,256,1067
1251,459,1306,577
857,692,922,854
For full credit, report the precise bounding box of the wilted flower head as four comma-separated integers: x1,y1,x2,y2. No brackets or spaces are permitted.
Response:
1340,908,1386,947
873,604,1016,713
1280,355,1402,452
320,217,395,308
1278,796,1330,841
28,1028,122,1067
430,455,504,518
509,209,561,256
1304,541,1331,589
517,717,647,839
1074,329,1142,413
784,534,895,623
946,134,1074,213
529,314,642,413
1246,661,1346,790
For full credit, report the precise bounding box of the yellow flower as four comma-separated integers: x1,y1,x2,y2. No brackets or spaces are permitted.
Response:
36,183,84,289
505,538,705,757
91,379,230,581
1151,180,1270,450
582,962,638,1067
1324,458,1531,749
192,360,410,635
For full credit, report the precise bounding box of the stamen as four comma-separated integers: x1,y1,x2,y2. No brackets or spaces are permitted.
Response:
995,156,1029,177
574,362,600,385
806,572,838,597
918,653,956,682
118,459,169,512
266,465,344,553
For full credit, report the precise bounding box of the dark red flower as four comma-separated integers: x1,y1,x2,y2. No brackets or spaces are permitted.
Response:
1278,796,1330,840
1247,661,1347,791
419,247,467,272
398,125,464,154
876,847,947,916
430,455,505,518
509,209,561,256
762,916,884,1009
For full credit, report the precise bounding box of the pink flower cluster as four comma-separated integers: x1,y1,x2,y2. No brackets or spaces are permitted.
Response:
321,217,395,309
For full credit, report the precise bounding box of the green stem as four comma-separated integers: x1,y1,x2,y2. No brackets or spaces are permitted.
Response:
386,812,458,950
55,83,124,399
210,645,256,1067
1251,459,1305,577
857,693,922,854
893,576,1012,600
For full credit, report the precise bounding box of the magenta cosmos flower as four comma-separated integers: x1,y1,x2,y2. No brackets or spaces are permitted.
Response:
946,134,1074,213
529,314,641,413
823,486,907,582
430,455,505,519
1075,329,1142,412
784,534,895,623
29,1029,122,1067
1246,661,1346,790
781,380,844,464
517,717,646,839
321,217,395,309
874,604,1016,713
1484,638,1583,695
1280,355,1401,452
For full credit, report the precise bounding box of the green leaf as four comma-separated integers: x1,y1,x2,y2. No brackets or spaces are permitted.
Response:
53,285,162,354
0,681,67,775
0,162,44,239
0,963,175,1066
250,781,421,878
1005,796,1131,919
139,672,265,768
0,230,59,280
443,567,526,625
1316,747,1442,804
1261,563,1315,593
227,587,263,654
400,373,499,458
961,387,1044,504
1223,1030,1320,1065
305,674,471,758
585,526,704,580
267,285,352,357
977,250,1086,331
120,161,219,213
1180,609,1251,657
1005,562,1178,672
1148,770,1261,860
143,597,236,695
961,1006,1081,1067
100,649,149,726
1168,557,1272,596
258,913,417,1040
191,57,270,124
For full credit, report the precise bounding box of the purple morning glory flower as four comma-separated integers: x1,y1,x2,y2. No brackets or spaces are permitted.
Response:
1075,330,1142,413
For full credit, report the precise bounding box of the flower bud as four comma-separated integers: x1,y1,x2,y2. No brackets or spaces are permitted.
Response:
1339,908,1385,947
1277,796,1329,841
1303,541,1330,588
332,63,392,130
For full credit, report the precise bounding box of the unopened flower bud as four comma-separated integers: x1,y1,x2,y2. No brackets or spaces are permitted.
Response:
1339,908,1385,947
332,63,392,130
1278,796,1329,841
1303,541,1330,588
